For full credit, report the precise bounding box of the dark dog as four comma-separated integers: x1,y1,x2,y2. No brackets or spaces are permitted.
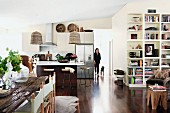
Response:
100,66,104,76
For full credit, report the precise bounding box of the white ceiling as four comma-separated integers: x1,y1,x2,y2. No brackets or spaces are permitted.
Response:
0,0,143,29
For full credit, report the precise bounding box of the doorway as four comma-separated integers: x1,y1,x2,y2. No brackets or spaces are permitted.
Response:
93,29,112,75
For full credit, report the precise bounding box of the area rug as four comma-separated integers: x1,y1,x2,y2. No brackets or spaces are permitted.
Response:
55,96,79,113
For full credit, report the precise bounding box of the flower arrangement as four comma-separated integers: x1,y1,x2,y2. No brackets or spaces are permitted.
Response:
0,48,22,85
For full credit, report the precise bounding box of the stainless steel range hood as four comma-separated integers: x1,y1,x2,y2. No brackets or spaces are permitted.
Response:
40,23,57,46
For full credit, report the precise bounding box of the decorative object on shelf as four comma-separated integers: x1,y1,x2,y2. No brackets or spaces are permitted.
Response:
147,9,156,13
30,31,43,45
80,27,84,32
67,23,78,32
84,30,93,32
133,17,140,22
153,49,159,57
138,25,142,30
129,52,136,58
131,34,137,39
128,25,140,31
135,44,142,49
145,27,158,31
145,33,158,40
69,32,80,44
145,44,154,57
162,34,167,40
162,43,165,49
56,24,66,32
162,24,169,31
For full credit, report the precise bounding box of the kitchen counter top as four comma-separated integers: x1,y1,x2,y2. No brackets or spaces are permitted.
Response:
36,61,85,66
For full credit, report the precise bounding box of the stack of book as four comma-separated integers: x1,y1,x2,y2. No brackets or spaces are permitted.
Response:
145,68,153,75
135,68,143,76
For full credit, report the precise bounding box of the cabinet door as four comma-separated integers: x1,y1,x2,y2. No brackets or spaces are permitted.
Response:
80,32,94,43
22,32,40,52
56,33,75,52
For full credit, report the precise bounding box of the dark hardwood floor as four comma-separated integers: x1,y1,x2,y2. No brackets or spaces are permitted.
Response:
77,75,170,113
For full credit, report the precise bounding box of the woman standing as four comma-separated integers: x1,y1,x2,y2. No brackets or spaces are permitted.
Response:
94,48,101,78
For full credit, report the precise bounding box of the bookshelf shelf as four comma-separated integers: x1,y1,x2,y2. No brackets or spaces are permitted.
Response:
161,49,170,51
145,57,159,59
127,49,143,51
145,22,159,24
145,66,160,68
127,39,143,42
144,40,160,42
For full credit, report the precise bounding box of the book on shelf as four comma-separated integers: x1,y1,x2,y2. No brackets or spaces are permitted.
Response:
145,15,159,22
162,15,170,22
129,77,143,84
145,68,154,75
128,68,143,76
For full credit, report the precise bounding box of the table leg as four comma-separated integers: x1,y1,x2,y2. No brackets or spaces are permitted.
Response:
161,92,167,110
151,92,160,110
147,90,151,106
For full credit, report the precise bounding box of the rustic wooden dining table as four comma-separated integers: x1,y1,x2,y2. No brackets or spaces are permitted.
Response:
0,76,47,113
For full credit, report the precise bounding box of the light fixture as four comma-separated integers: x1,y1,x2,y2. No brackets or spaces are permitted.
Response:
69,24,81,44
30,31,43,44
69,32,80,44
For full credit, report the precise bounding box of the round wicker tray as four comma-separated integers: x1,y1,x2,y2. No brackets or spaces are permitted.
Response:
67,23,78,32
56,24,66,32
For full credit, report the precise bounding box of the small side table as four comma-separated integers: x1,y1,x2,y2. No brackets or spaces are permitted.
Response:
147,89,167,110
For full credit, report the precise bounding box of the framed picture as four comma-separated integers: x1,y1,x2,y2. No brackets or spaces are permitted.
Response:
145,44,154,57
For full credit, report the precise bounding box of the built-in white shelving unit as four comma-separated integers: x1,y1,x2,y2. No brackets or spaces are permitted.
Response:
127,13,170,87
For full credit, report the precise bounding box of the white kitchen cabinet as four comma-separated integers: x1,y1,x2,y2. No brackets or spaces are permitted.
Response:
22,32,40,52
56,33,75,52
80,32,94,44
56,32,94,52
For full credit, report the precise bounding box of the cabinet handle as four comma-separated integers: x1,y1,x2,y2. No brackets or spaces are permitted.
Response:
44,69,55,71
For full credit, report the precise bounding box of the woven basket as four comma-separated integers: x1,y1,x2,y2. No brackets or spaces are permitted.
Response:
69,32,80,44
31,31,43,44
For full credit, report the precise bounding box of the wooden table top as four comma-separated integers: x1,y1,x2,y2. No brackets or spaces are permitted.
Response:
0,76,47,113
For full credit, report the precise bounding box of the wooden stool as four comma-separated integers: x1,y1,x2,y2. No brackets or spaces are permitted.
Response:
147,89,167,110
79,66,91,87
61,67,75,95
61,68,71,89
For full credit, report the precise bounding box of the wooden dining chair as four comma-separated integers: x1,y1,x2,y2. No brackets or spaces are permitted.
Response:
52,72,56,113
43,75,53,113
14,82,44,113
43,73,56,113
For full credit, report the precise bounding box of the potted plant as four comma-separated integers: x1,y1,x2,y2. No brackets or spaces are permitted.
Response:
0,48,21,89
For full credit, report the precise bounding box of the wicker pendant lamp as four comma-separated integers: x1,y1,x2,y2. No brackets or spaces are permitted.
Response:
69,32,80,44
30,31,43,44
69,24,80,44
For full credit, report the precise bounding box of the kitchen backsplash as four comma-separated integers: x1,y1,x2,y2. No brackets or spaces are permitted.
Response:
23,46,75,60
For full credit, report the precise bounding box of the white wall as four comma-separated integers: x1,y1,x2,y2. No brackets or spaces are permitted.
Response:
0,32,22,58
112,0,170,73
52,17,112,40
0,17,112,58
94,29,113,74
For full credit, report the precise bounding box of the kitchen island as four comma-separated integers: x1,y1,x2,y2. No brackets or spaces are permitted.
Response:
36,61,84,96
